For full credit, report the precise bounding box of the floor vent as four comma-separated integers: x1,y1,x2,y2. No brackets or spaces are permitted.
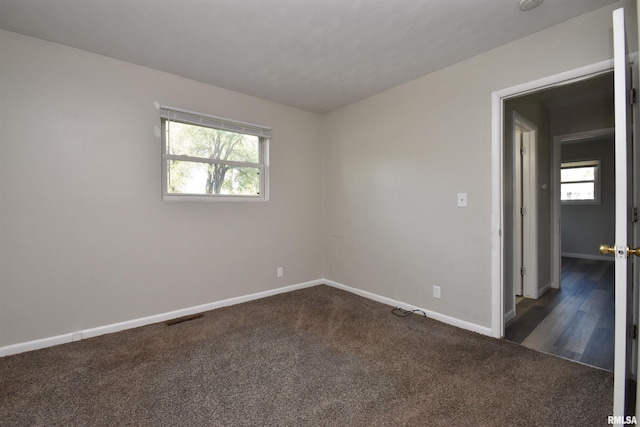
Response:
166,313,204,326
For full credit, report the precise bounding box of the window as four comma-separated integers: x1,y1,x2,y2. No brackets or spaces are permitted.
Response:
560,159,600,204
161,107,270,201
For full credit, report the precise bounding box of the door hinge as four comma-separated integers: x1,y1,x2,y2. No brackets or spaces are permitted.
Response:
521,266,526,276
632,207,638,223
630,88,637,105
633,324,637,340
521,206,526,216
520,145,526,155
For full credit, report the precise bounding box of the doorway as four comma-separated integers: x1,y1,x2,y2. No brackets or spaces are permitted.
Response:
501,73,615,371
507,124,616,370
503,71,614,369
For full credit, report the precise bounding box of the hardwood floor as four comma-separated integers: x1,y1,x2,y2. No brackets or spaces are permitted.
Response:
505,257,614,371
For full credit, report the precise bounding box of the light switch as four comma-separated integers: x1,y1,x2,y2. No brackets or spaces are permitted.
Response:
457,193,467,207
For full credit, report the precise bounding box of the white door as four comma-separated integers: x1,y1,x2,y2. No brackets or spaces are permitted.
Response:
609,6,635,420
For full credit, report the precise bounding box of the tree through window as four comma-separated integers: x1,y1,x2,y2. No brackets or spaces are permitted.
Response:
160,107,269,200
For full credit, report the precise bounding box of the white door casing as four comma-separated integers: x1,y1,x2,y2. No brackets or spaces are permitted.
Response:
515,127,523,298
491,60,613,339
611,6,634,420
513,113,538,300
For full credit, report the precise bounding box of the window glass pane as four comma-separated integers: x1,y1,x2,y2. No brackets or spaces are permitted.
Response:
167,121,259,163
561,182,595,200
561,166,595,182
168,160,260,196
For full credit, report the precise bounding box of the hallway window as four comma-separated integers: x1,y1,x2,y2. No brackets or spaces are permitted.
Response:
560,159,600,204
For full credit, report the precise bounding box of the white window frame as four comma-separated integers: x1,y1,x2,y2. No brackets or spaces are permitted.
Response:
160,106,270,202
560,159,601,205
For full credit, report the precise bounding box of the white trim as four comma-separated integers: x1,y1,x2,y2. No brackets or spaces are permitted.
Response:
491,91,504,339
0,333,78,357
514,113,539,300
323,279,493,336
162,194,266,203
0,278,495,357
160,116,269,201
491,58,614,339
539,282,552,296
504,309,516,324
560,159,602,205
552,135,561,289
561,252,615,262
491,60,613,101
0,279,323,357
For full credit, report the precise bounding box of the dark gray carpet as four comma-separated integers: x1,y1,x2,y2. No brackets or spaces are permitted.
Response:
0,285,613,426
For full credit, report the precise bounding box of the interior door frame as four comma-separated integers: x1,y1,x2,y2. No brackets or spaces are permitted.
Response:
514,112,539,300
514,125,523,299
491,59,614,339
634,50,640,417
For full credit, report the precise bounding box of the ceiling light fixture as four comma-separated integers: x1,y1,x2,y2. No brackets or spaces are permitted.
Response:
519,0,544,11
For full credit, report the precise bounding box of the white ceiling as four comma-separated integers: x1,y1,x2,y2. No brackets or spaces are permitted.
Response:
0,0,618,113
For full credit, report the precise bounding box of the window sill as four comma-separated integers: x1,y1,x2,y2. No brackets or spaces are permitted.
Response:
561,200,601,206
162,195,267,202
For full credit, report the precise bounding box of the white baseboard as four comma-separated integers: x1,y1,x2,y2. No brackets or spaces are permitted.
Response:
0,279,323,357
323,279,493,337
504,309,516,323
538,282,552,297
561,252,613,262
1,278,494,357
0,333,79,358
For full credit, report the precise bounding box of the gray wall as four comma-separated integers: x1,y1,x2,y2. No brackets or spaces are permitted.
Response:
551,97,615,136
323,2,632,330
550,72,614,260
0,30,324,347
561,138,615,258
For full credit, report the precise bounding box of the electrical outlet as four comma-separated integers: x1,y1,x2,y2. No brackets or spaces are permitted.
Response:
277,267,283,278
433,286,441,299
457,193,467,207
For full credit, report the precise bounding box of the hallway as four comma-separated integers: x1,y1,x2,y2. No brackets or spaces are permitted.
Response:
505,258,614,371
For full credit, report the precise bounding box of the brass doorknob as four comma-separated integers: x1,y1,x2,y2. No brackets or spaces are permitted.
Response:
600,244,616,255
600,245,640,257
